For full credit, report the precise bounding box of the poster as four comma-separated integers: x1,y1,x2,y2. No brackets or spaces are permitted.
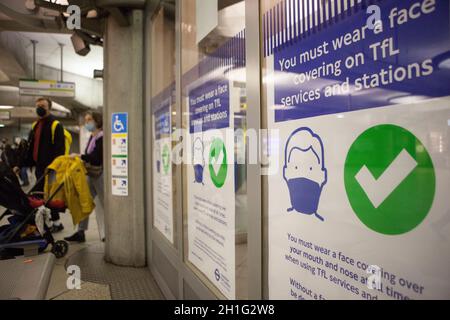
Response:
266,0,450,300
152,88,174,244
187,76,236,299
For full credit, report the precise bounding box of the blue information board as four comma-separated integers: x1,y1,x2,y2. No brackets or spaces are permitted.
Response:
272,0,450,122
155,104,171,140
189,79,230,133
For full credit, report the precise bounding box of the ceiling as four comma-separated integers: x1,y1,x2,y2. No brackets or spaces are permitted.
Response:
14,31,103,78
0,0,104,78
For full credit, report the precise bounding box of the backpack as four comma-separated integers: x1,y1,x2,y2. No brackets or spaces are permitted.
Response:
32,120,72,155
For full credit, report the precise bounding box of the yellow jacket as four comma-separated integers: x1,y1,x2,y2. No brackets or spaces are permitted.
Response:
45,156,95,226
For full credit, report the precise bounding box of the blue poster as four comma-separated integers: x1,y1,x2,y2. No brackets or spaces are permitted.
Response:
152,84,175,139
272,0,450,122
189,79,230,133
154,102,171,140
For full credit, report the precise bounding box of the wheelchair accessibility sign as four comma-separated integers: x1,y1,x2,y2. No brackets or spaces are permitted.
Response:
112,113,128,134
111,112,129,197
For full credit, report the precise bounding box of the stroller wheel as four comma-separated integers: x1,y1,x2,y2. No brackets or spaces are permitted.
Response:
52,240,69,259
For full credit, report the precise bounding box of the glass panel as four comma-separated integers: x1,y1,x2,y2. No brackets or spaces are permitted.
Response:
181,0,248,299
261,0,450,300
151,5,177,246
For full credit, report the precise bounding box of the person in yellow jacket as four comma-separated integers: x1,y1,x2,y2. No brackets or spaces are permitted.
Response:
45,156,95,227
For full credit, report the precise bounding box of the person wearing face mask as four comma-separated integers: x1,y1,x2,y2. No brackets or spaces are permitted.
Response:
65,111,105,243
283,128,328,222
24,97,66,232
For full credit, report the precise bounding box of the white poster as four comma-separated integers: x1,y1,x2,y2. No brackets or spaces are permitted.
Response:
112,157,128,177
266,0,450,300
111,177,128,197
153,96,174,244
187,76,236,299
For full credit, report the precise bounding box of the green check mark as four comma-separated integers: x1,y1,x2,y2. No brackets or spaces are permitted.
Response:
162,144,170,175
345,125,436,235
209,138,228,188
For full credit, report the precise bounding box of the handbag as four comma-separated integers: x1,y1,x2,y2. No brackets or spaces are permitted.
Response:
84,162,103,179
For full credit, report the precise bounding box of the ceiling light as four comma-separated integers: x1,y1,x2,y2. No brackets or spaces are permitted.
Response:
52,102,71,114
0,106,14,110
438,58,450,70
435,51,450,70
0,124,5,128
226,67,246,83
389,95,429,105
87,10,98,18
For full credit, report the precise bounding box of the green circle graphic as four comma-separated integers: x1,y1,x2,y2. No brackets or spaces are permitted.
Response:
162,144,170,175
209,138,228,188
344,125,435,235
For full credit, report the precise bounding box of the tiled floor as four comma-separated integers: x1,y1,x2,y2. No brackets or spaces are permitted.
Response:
52,281,112,300
67,243,164,300
46,209,164,300
1,171,164,300
46,209,107,300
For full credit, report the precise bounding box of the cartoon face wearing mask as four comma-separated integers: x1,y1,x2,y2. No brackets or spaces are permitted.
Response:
193,137,205,184
155,143,161,174
283,128,327,221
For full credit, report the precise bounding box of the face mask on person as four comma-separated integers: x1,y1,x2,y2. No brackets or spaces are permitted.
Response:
36,106,47,118
286,177,323,216
85,122,96,132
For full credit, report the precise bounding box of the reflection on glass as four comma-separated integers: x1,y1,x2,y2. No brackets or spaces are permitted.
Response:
181,0,248,300
151,5,177,246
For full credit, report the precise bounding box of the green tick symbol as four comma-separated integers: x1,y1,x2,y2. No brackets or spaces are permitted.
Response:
209,138,228,188
162,144,170,175
344,125,436,235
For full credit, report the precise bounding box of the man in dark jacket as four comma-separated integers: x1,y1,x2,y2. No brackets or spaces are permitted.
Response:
26,97,66,232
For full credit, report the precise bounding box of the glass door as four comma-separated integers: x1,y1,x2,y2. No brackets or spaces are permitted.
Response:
180,0,249,300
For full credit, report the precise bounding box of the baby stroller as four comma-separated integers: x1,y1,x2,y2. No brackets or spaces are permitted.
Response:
0,162,69,260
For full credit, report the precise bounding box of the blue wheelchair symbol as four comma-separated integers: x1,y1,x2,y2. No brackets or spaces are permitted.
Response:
112,113,128,133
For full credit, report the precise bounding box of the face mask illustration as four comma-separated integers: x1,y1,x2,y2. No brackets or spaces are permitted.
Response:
156,144,161,174
193,138,205,184
283,128,327,221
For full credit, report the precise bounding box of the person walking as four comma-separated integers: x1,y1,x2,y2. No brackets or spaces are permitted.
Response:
65,111,105,243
